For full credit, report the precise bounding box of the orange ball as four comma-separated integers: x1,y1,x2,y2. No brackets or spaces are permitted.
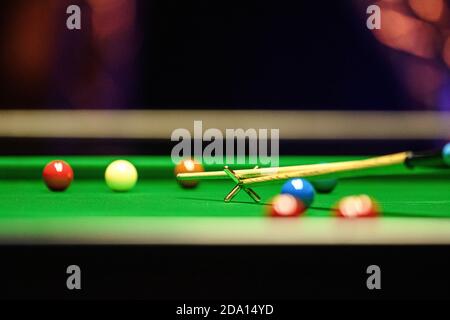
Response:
335,194,380,218
174,158,204,188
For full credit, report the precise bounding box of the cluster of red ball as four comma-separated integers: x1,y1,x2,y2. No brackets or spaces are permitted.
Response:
268,193,380,219
334,194,380,218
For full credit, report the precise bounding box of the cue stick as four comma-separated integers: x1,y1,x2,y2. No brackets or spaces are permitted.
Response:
176,152,407,182
176,155,405,181
240,146,450,186
176,163,335,180
177,145,449,182
229,147,449,202
176,145,449,202
240,152,409,186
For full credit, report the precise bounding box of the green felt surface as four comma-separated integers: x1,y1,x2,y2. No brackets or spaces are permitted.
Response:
0,156,449,219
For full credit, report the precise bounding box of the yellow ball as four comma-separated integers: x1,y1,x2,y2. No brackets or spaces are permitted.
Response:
105,160,138,192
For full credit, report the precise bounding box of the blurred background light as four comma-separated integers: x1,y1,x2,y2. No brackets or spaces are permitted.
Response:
408,0,446,23
442,35,450,67
2,0,450,111
362,0,450,109
2,1,58,90
372,6,439,59
88,0,136,41
403,60,444,108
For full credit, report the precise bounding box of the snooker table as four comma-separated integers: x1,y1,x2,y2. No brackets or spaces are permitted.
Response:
0,155,449,245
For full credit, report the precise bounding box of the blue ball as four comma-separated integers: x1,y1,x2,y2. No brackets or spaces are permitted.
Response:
311,178,338,193
281,178,315,207
443,142,450,166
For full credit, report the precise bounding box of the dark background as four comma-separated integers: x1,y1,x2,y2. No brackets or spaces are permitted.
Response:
1,245,450,300
134,0,408,109
0,0,415,109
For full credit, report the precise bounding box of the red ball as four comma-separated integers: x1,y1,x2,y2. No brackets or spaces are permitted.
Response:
42,160,74,191
174,158,204,188
335,195,380,218
267,194,306,218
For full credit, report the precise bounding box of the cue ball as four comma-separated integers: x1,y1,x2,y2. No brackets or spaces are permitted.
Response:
443,142,450,166
268,194,306,217
42,160,74,191
311,178,338,193
105,160,138,192
174,158,204,188
335,194,380,218
281,178,315,207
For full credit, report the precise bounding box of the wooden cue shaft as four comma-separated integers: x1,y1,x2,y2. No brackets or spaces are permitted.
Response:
177,163,340,180
241,152,411,186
